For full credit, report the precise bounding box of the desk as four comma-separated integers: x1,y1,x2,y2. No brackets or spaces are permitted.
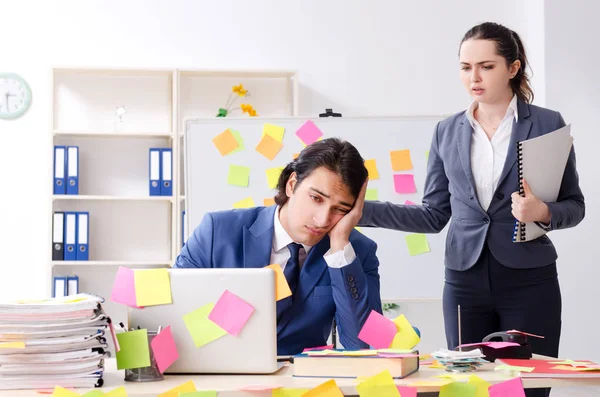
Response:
1,356,599,396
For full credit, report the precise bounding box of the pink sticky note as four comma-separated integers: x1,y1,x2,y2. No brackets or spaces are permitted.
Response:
397,385,417,397
357,310,398,349
489,377,526,397
394,174,417,194
295,120,323,146
150,326,179,373
404,200,416,205
208,290,255,336
303,344,334,352
111,267,139,307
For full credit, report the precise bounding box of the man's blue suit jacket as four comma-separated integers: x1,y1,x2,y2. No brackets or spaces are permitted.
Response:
174,205,382,355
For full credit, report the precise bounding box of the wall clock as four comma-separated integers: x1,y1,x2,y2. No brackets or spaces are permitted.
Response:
0,73,32,120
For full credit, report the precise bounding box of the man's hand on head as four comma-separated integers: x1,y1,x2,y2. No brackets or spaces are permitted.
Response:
328,180,368,252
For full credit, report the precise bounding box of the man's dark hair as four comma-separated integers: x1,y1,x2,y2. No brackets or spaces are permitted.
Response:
274,138,368,206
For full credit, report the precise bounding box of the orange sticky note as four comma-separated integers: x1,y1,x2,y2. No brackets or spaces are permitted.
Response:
303,379,344,397
390,149,413,171
157,380,197,397
212,129,239,156
256,134,284,161
293,153,300,159
265,264,292,301
264,197,276,206
364,159,380,180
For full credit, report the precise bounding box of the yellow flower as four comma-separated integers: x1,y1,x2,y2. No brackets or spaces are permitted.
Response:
232,84,248,97
241,103,253,113
249,109,257,117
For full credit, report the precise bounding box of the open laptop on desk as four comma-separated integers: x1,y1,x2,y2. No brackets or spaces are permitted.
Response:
128,268,279,374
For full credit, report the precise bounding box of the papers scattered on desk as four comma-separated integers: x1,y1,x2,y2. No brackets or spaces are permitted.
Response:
431,348,487,372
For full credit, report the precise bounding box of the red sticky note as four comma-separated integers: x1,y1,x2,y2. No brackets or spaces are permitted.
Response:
357,310,397,349
397,385,417,397
394,174,417,194
295,120,323,146
150,326,179,374
303,344,334,352
489,377,526,397
404,200,416,205
208,290,255,336
111,266,140,308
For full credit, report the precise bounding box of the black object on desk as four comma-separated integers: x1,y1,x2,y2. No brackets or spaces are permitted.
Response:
319,108,342,117
458,331,533,362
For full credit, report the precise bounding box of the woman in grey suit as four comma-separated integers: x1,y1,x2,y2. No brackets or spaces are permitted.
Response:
359,22,584,397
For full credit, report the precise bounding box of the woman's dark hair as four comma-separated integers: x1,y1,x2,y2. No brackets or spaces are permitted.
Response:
460,22,534,103
274,138,368,206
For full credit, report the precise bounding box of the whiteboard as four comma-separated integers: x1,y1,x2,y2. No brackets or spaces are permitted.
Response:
184,116,447,299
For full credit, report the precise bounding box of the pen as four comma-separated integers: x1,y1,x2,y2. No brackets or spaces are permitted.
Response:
157,325,162,334
119,322,127,332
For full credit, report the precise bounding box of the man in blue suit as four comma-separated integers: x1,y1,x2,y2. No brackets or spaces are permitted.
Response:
175,138,382,355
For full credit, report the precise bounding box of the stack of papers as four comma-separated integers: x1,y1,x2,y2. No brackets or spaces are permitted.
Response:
431,348,488,372
0,294,112,390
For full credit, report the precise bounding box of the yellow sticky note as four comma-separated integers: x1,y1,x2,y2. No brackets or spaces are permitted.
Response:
302,379,344,397
233,197,255,209
354,226,362,233
52,386,81,397
256,134,284,160
356,370,399,397
264,197,276,206
266,167,284,189
425,151,430,161
227,165,251,187
262,123,285,142
365,188,378,201
405,233,430,256
105,386,128,397
390,149,413,171
0,341,25,349
265,264,292,301
183,303,227,348
157,380,196,397
439,382,477,397
212,129,240,156
468,375,491,397
364,159,379,180
272,388,310,397
409,379,453,387
134,269,172,306
390,314,420,350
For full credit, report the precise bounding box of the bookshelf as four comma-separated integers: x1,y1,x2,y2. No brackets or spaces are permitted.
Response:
50,67,298,328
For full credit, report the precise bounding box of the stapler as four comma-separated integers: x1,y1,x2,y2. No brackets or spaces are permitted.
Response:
481,332,533,361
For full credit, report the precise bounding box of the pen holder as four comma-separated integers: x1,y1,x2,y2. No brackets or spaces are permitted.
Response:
124,331,164,382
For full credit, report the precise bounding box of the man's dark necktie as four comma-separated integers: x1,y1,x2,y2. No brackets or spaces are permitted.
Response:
283,242,302,297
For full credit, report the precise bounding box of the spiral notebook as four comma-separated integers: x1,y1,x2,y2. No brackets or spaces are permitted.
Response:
513,124,573,242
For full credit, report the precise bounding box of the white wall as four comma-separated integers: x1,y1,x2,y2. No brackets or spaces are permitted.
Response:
545,0,600,362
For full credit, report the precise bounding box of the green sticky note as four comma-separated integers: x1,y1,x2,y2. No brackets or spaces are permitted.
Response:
405,233,430,256
179,392,217,397
272,389,311,397
183,303,227,348
82,391,105,397
227,165,251,187
365,188,379,201
425,150,430,161
116,329,151,370
439,381,477,397
266,167,284,189
227,129,244,155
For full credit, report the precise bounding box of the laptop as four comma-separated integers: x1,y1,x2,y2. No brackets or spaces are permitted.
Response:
128,268,279,374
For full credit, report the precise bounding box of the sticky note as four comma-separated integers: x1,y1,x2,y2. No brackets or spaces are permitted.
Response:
150,325,178,373
365,188,378,201
82,391,105,397
468,375,491,397
233,197,255,209
293,153,300,159
273,388,310,397
52,387,80,397
302,379,344,397
134,269,172,306
390,149,413,171
239,385,282,391
393,174,417,194
357,310,398,349
356,370,399,397
157,380,197,397
396,386,417,397
425,150,430,161
489,377,525,397
296,120,323,146
227,128,244,155
439,382,477,397
408,379,452,387
104,387,128,397
354,226,362,233
0,341,25,349
405,233,430,256
364,159,380,180
111,266,139,307
116,329,150,370
227,165,250,187
179,392,217,397
404,200,416,205
208,290,255,336
212,129,240,156
262,123,285,142
183,303,227,348
256,134,284,160
265,264,292,301
303,344,334,352
266,167,284,189
264,197,276,206
390,314,420,350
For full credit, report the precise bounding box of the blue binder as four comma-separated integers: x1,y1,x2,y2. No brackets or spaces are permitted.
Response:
149,148,161,196
161,148,173,196
76,212,89,261
53,146,66,195
67,276,79,295
66,146,79,195
53,276,67,298
181,210,187,247
64,212,78,261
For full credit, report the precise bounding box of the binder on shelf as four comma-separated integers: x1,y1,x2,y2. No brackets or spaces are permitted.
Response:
53,146,67,195
66,146,79,195
149,148,161,196
182,210,187,247
67,276,79,296
52,212,65,261
161,148,173,196
53,276,67,298
76,212,89,261
64,212,78,261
